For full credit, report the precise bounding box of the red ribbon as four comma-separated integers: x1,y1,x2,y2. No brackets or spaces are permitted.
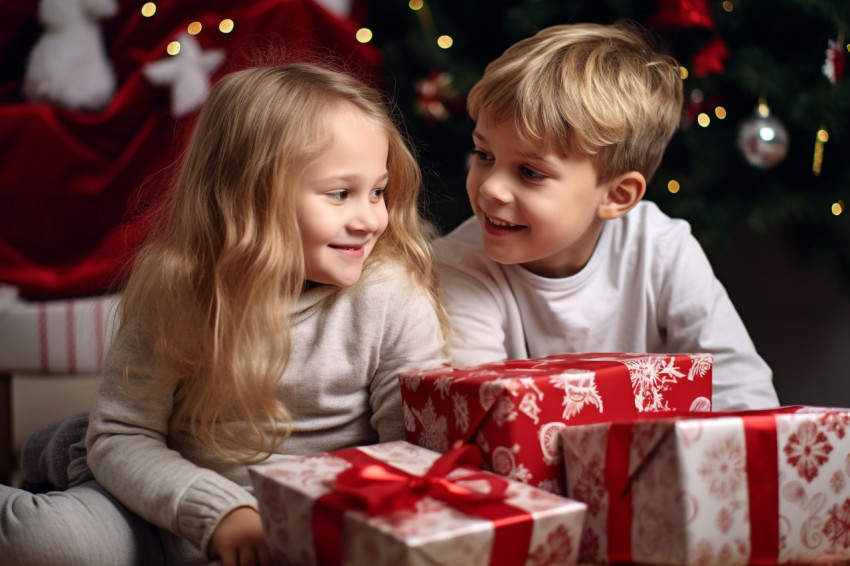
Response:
312,444,534,566
604,408,798,562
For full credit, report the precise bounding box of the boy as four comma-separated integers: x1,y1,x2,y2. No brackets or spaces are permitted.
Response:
435,21,779,410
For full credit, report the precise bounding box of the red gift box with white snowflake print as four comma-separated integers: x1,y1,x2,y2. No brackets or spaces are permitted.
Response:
249,440,587,566
399,352,712,495
560,406,850,565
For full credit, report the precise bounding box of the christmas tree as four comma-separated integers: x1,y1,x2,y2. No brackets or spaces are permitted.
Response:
366,0,850,293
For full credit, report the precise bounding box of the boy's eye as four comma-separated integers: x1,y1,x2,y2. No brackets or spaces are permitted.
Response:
520,166,546,181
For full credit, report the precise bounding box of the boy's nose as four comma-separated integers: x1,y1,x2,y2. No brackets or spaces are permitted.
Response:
478,172,512,203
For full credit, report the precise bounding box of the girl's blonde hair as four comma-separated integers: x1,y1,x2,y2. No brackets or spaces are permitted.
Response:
119,63,445,463
467,21,683,184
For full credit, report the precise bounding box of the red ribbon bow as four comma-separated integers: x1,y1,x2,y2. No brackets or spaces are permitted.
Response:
331,444,509,513
312,443,533,566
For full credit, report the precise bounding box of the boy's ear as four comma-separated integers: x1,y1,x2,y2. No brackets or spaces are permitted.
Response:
597,171,646,220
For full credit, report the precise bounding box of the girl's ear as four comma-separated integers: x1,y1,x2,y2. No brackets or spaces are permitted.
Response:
597,171,646,220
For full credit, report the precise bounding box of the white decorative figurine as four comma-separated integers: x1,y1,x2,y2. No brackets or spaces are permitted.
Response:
23,0,118,111
143,33,225,118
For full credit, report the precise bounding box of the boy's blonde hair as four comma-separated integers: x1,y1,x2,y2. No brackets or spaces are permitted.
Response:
467,21,683,184
119,63,445,463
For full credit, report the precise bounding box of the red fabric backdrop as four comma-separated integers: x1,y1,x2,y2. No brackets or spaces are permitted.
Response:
0,0,380,300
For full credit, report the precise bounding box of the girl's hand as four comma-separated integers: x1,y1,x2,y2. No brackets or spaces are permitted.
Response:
210,506,271,566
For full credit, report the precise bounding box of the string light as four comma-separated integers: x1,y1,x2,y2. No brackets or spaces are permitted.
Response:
667,180,681,194
721,1,734,12
679,66,689,79
409,0,424,9
141,2,156,17
356,28,373,43
813,128,829,175
437,35,453,49
697,113,710,127
831,200,845,216
187,22,202,35
714,106,727,119
219,19,234,34
166,40,181,56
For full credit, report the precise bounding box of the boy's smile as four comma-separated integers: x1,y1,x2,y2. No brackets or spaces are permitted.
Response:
466,119,610,278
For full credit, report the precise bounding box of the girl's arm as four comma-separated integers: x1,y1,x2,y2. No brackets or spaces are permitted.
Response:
86,325,258,558
368,270,449,441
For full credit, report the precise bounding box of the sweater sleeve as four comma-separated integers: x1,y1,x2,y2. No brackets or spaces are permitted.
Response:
368,271,448,442
653,217,779,410
86,326,257,556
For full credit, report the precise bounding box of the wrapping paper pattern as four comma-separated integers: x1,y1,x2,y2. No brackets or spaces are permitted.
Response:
399,353,712,493
560,407,850,565
249,440,587,566
0,286,120,374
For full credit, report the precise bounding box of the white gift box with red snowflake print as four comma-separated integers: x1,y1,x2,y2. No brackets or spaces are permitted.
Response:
560,407,850,565
249,440,587,566
399,353,712,495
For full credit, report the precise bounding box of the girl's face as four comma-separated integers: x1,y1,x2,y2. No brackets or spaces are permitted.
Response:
296,105,390,288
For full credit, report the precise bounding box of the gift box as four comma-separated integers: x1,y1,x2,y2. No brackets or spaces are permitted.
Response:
249,440,587,566
560,406,850,565
399,353,712,494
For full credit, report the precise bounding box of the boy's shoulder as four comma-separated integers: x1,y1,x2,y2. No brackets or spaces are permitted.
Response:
434,216,488,265
616,200,694,243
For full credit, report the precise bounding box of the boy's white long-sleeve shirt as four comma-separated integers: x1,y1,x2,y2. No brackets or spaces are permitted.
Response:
435,200,779,411
86,261,447,556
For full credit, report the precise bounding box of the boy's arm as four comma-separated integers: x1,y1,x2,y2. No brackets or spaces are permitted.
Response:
438,262,515,366
657,230,779,411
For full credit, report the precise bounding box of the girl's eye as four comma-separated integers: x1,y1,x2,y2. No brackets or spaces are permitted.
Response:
471,149,492,161
370,188,386,201
520,166,546,181
328,190,349,201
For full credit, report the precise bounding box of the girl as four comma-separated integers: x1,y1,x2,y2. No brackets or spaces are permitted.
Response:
0,63,448,566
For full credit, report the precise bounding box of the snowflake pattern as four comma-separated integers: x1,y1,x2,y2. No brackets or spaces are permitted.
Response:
413,396,449,453
434,375,453,399
823,499,850,551
549,369,603,420
624,355,684,412
820,412,850,440
698,433,746,500
527,523,573,565
452,393,469,434
784,421,834,482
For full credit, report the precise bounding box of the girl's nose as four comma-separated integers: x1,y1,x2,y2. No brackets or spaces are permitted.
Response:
350,199,384,233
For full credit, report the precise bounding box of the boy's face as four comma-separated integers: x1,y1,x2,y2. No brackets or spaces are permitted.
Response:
467,119,609,278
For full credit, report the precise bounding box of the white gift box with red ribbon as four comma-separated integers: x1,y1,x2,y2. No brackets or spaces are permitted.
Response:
249,440,587,566
560,407,850,565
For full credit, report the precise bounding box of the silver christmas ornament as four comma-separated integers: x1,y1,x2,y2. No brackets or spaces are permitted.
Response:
736,111,789,169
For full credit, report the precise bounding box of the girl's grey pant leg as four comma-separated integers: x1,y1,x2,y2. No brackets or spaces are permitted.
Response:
0,479,166,566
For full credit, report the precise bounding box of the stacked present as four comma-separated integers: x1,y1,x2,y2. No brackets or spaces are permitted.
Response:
250,351,850,564
399,352,712,494
560,406,850,565
249,440,587,566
